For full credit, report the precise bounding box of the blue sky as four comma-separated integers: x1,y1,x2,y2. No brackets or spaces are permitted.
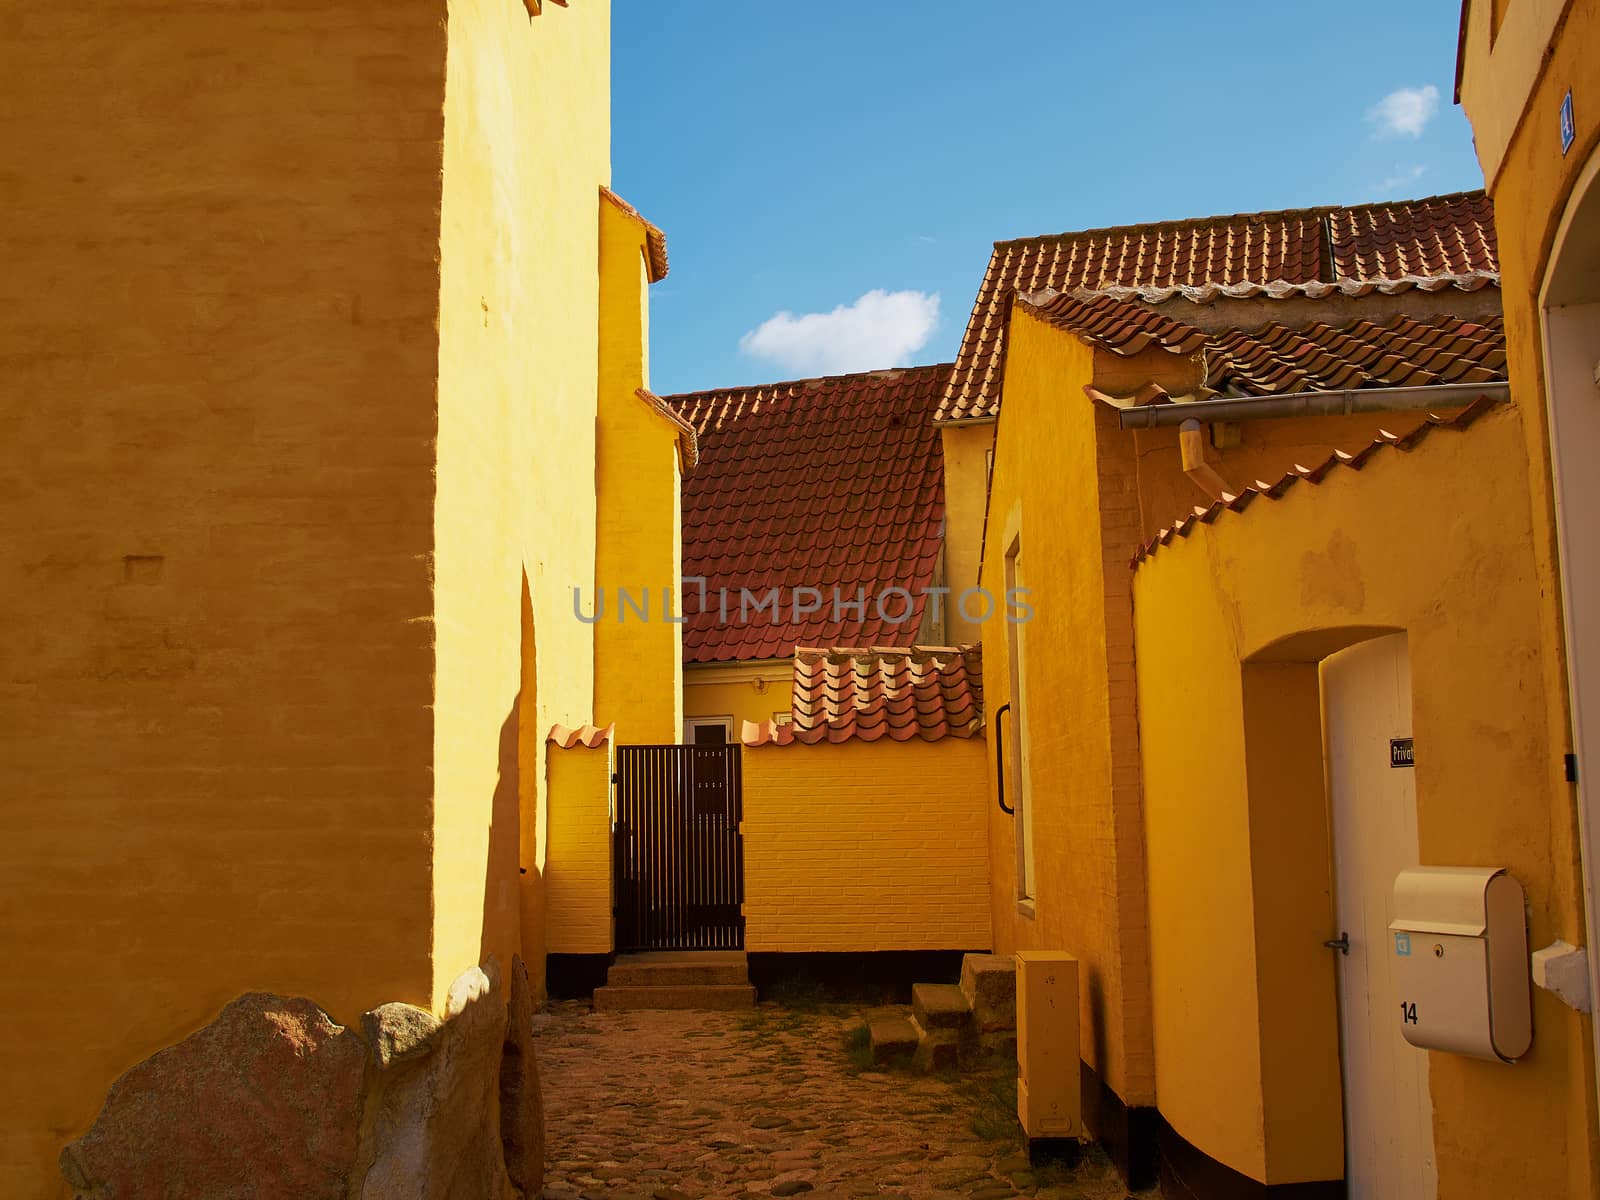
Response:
612,1,1484,397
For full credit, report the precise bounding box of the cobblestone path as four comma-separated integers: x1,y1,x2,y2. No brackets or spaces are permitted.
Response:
534,1002,1147,1200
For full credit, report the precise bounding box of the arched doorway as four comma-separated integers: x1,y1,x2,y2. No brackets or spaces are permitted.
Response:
1539,143,1600,1100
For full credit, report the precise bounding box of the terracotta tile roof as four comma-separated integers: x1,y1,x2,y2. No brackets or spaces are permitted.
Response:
666,364,952,665
1329,193,1497,279
547,723,614,749
741,645,983,747
939,191,1499,422
1204,312,1505,395
1130,396,1502,568
1016,289,1208,357
635,388,700,470
600,187,669,283
1079,309,1507,404
1083,271,1500,307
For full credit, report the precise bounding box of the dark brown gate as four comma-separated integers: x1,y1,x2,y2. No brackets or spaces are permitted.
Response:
613,744,744,951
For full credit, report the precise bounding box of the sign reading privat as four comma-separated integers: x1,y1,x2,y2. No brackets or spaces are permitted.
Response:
1391,737,1416,768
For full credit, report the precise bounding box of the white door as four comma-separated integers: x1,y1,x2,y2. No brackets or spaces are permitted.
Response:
1322,634,1437,1198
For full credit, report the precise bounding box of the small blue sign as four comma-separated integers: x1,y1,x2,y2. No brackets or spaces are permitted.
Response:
1561,90,1576,157
1395,932,1413,957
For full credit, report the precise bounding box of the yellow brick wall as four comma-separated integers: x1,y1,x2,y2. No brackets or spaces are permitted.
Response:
0,6,449,1191
742,738,992,952
1133,404,1595,1194
978,312,1160,1108
594,198,684,744
544,742,616,955
432,0,612,1008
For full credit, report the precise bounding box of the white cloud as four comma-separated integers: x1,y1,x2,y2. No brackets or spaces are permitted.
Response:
1369,163,1427,197
1368,85,1440,139
739,289,940,376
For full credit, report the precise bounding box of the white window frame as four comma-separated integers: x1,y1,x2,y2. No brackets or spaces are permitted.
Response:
1002,505,1035,910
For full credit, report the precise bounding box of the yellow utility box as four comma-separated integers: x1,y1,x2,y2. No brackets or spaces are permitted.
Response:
1015,950,1080,1139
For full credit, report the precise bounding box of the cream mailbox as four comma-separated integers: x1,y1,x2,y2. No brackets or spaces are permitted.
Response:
1389,866,1531,1062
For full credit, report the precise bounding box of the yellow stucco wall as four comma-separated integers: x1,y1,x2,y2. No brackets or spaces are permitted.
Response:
1128,410,1467,541
545,742,616,955
978,310,1158,1108
0,6,451,1190
683,662,796,731
432,0,611,1010
940,420,996,645
1133,403,1596,1193
742,739,992,951
1458,11,1600,1198
594,197,683,744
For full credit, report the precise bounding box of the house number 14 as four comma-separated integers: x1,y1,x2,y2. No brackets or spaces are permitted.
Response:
1400,1001,1418,1025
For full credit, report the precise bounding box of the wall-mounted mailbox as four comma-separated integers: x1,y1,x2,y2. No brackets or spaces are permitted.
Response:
1389,867,1531,1062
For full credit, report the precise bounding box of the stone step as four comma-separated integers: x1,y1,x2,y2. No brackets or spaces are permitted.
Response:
909,1016,962,1073
867,1014,919,1066
592,984,756,1011
960,953,1017,1033
911,982,970,1031
606,952,750,988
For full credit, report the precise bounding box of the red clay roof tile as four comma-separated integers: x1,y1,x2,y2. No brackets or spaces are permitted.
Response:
1078,309,1506,404
939,191,1499,422
1017,289,1209,357
600,187,669,283
546,723,615,749
741,645,983,747
666,365,952,665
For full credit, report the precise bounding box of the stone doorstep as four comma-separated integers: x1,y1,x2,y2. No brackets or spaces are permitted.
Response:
866,1014,918,1066
910,982,970,1031
605,960,751,988
591,984,756,1011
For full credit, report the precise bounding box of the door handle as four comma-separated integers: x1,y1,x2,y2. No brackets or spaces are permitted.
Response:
1324,932,1350,955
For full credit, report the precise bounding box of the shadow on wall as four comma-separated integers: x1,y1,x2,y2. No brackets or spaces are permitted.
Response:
480,568,547,990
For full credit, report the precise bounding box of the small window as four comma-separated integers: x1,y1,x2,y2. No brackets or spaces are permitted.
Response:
1004,533,1036,903
685,717,733,745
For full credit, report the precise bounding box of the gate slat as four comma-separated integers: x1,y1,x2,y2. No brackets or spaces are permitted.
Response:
612,743,743,952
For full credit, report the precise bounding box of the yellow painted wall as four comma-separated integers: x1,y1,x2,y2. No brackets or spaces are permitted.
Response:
940,420,996,645
0,6,451,1191
683,662,795,731
544,742,616,955
432,0,611,1009
742,739,992,951
1458,10,1600,1198
1128,410,1467,542
1133,404,1596,1193
594,197,683,744
978,310,1160,1108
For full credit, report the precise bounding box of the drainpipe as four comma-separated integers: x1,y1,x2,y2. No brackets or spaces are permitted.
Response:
1116,381,1510,430
1179,419,1235,501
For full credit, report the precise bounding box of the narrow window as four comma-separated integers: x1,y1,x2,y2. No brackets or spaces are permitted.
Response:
1004,533,1035,902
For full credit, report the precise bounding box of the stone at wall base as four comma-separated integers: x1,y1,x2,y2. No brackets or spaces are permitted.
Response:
61,956,545,1200
500,954,545,1197
358,959,518,1200
60,993,368,1200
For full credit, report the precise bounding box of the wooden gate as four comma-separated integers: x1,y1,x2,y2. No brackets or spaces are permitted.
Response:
613,744,744,951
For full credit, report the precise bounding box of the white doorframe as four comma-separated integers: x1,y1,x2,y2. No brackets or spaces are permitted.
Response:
1537,141,1600,1106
